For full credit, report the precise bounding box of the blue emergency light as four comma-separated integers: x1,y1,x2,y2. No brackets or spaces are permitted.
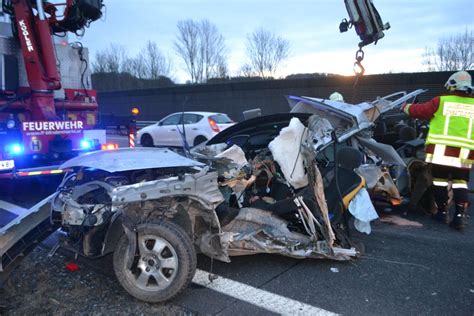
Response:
80,139,93,150
9,143,24,155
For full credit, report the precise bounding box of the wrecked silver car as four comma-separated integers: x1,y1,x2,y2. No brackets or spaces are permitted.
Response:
43,90,425,303
51,140,365,302
0,90,424,303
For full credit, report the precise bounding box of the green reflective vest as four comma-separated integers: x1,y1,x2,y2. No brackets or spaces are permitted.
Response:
426,95,474,149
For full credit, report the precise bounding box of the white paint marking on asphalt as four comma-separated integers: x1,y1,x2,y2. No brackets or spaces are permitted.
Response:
193,269,337,315
0,199,28,216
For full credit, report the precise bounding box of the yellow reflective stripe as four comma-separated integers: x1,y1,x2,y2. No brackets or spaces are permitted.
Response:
452,179,468,184
50,170,64,174
426,138,474,150
27,171,42,176
427,134,474,145
433,177,449,186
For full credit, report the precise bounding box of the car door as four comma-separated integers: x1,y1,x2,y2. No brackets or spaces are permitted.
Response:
153,114,182,147
182,113,204,146
166,113,204,147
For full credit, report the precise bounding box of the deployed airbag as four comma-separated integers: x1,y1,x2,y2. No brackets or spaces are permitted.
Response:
348,187,378,234
269,118,308,189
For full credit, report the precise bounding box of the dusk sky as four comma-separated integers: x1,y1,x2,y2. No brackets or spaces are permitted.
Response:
74,0,474,82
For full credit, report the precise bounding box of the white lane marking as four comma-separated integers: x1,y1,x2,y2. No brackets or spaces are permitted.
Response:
193,269,337,315
0,199,28,216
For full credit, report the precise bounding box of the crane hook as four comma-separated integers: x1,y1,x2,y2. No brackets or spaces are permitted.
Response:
353,48,365,76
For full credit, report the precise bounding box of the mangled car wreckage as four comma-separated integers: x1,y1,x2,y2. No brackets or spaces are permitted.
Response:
0,90,425,303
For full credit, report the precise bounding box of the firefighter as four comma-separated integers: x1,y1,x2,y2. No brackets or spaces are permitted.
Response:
402,71,474,230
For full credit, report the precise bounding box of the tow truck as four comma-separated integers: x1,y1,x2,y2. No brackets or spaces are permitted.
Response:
0,0,391,302
0,0,131,180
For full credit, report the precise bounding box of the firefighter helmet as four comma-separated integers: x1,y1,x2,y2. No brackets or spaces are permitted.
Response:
444,71,472,92
329,92,345,102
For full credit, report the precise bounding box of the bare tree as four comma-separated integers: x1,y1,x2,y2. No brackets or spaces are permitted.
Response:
245,28,290,78
127,56,147,79
200,19,227,80
240,64,254,77
215,54,229,78
140,41,172,79
174,20,201,83
92,41,172,81
423,29,473,71
174,19,227,83
91,43,129,73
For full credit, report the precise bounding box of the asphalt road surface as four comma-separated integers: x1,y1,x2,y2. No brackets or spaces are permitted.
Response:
105,133,131,148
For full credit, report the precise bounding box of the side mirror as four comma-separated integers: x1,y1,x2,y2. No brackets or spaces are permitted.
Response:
157,121,163,126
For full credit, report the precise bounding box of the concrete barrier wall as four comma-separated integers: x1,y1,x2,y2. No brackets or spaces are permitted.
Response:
97,71,473,122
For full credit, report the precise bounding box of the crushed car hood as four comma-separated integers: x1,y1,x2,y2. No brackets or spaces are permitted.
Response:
60,148,205,173
287,96,369,142
287,90,427,142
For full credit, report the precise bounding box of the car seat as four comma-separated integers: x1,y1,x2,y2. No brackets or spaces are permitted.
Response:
324,146,365,223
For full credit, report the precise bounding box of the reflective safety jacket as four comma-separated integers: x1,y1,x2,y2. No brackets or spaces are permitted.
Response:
405,93,474,169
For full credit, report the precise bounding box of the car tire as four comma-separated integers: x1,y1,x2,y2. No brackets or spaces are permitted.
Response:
193,136,207,147
113,220,197,303
140,134,154,147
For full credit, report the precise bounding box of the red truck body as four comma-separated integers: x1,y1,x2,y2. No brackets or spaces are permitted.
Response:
0,0,107,178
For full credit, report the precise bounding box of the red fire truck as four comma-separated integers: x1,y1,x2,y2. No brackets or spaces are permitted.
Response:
0,0,121,179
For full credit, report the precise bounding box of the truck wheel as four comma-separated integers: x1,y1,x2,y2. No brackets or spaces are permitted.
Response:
113,220,196,303
141,134,154,147
193,136,207,147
